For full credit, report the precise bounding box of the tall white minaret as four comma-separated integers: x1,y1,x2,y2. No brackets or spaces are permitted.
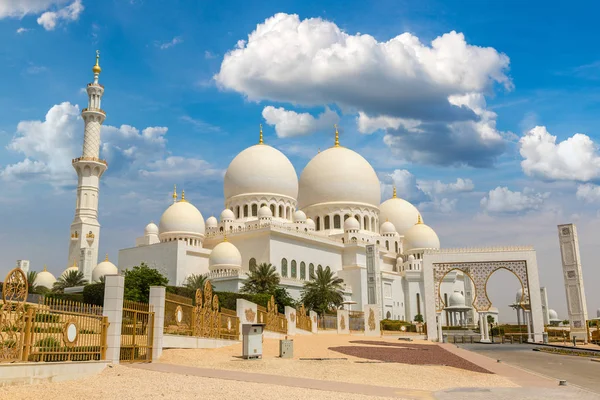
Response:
67,51,107,282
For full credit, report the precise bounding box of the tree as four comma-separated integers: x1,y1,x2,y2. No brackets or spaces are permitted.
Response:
26,271,38,294
301,265,344,315
562,319,570,326
414,314,424,323
123,263,169,302
272,286,296,313
241,263,280,294
487,315,495,325
184,273,211,292
53,270,87,292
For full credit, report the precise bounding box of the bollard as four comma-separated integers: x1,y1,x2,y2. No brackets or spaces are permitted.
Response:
559,380,567,386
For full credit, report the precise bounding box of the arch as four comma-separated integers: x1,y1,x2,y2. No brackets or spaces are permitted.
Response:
261,203,267,208
355,214,361,228
281,258,288,277
300,262,306,280
386,311,391,319
395,242,398,253
252,204,258,216
385,241,389,250
236,206,241,219
270,204,276,216
316,216,321,231
244,205,248,217
278,205,284,218
334,214,341,229
309,263,315,279
249,257,257,271
364,216,369,231
286,206,291,220
371,217,375,232
344,214,350,221
291,260,297,278
324,216,331,230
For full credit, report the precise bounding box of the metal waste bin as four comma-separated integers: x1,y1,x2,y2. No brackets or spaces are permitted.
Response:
242,324,264,359
279,339,293,358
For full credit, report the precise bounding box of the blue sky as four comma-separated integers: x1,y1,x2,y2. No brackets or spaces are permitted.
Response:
1,0,600,321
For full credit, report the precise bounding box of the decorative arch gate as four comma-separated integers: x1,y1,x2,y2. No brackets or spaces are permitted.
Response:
423,247,544,343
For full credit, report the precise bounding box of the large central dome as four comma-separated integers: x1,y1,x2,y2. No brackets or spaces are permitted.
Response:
298,146,381,209
224,144,298,200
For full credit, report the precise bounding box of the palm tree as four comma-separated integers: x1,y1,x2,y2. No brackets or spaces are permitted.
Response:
53,270,87,292
301,265,344,315
184,274,210,291
241,263,280,294
26,271,38,294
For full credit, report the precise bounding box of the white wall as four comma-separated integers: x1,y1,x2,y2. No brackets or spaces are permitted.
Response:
118,241,179,283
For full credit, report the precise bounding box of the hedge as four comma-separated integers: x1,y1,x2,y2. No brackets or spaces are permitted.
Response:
215,292,271,311
380,319,417,332
83,283,105,306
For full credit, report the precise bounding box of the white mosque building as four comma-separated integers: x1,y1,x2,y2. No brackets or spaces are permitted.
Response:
33,53,551,341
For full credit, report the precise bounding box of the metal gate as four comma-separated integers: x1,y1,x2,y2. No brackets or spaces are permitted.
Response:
349,311,365,332
120,300,154,363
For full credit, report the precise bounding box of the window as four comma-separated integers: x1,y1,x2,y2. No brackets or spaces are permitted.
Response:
416,293,421,316
355,215,361,228
252,204,258,216
324,216,330,229
281,258,288,277
270,204,276,216
334,215,341,229
300,262,306,280
344,214,350,221
309,263,315,279
286,206,290,219
249,258,257,271
386,311,391,319
395,242,398,253
316,217,321,230
364,216,369,231
279,205,284,218
236,206,240,219
371,217,375,231
291,260,297,278
244,205,248,217
385,241,389,250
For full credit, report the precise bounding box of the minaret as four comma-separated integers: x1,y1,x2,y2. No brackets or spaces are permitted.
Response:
68,50,107,282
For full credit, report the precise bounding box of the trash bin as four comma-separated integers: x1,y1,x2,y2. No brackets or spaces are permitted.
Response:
442,333,447,343
542,332,548,344
279,338,293,358
242,324,264,359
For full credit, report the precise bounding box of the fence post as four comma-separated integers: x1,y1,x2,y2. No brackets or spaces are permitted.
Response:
337,309,349,335
309,310,318,334
237,299,257,340
363,305,381,337
149,286,165,361
21,307,34,361
285,306,296,336
103,274,124,364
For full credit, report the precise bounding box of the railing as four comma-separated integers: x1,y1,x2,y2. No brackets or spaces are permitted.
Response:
120,300,154,363
219,308,239,340
349,311,365,332
81,107,106,115
588,320,600,344
257,296,287,334
296,304,312,332
318,314,337,330
72,156,108,166
0,268,108,364
164,292,194,336
545,328,571,343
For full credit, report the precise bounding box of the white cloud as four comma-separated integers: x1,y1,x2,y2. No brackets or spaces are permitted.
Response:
380,169,428,203
179,116,220,132
140,157,224,180
25,65,47,74
156,36,183,50
262,106,339,138
519,126,600,182
204,51,217,59
576,184,600,203
420,197,458,213
0,0,69,18
16,27,30,34
480,186,549,213
417,178,474,196
36,0,83,31
215,13,511,167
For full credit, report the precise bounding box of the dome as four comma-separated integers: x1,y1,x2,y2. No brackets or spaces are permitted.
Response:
258,205,272,218
448,291,466,307
515,288,524,303
35,267,56,289
548,309,559,320
306,218,315,229
209,240,242,270
380,220,397,235
92,255,118,282
224,144,298,200
61,261,78,278
220,209,235,221
344,217,360,231
206,216,218,229
408,254,415,261
144,222,159,236
293,210,306,222
380,194,422,236
159,201,205,236
403,219,440,250
298,146,380,209
396,256,403,264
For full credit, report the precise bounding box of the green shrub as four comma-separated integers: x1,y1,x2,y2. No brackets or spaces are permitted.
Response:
44,292,85,303
34,313,61,323
33,326,62,333
215,291,271,310
380,319,417,332
3,339,16,348
83,282,105,306
166,286,196,301
35,336,60,348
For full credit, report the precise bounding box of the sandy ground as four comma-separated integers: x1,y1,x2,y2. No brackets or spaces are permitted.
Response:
0,364,396,400
160,335,517,391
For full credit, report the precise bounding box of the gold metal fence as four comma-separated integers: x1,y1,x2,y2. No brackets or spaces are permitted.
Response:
349,311,365,332
0,268,108,364
257,296,287,334
296,304,312,332
318,314,337,330
120,300,154,363
164,292,194,336
588,320,600,344
545,327,570,343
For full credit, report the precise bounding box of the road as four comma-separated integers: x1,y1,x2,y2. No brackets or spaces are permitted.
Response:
458,343,600,394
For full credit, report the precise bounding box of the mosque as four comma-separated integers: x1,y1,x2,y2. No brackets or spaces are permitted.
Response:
33,53,551,341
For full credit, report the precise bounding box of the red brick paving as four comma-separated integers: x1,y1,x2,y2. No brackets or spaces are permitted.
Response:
327,340,492,374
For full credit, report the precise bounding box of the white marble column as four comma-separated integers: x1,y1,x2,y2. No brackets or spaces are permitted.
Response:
103,274,124,364
436,312,443,342
149,286,165,361
525,311,533,342
480,312,490,343
516,307,521,326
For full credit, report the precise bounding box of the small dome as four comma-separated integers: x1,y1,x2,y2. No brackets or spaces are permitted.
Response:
209,240,242,270
224,144,298,201
407,254,415,261
159,201,205,236
449,291,466,307
379,196,421,236
92,256,118,282
35,268,56,289
220,209,235,221
548,309,559,320
144,222,159,236
403,219,440,250
344,217,360,231
61,262,78,278
306,218,315,229
293,210,307,222
515,288,524,303
396,256,404,264
258,205,272,218
380,220,397,235
206,216,218,228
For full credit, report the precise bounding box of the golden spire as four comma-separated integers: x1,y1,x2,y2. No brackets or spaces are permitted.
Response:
172,184,177,203
259,124,264,144
180,189,187,202
392,186,397,199
318,148,321,154
92,50,101,74
43,264,47,272
223,233,228,242
334,124,340,147
417,215,423,224
105,254,109,262
72,260,78,269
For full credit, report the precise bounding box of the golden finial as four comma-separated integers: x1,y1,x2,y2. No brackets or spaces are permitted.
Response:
259,124,263,144
172,184,177,203
43,264,47,272
334,124,340,147
392,186,397,199
417,215,423,224
72,260,78,269
92,50,101,74
318,148,321,153
105,254,109,262
223,233,228,242
180,189,187,202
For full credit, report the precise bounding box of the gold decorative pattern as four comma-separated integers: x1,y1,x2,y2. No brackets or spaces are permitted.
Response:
340,315,346,330
290,313,296,323
368,309,376,331
295,304,312,331
245,308,256,323
0,268,28,362
62,319,79,347
258,296,287,333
